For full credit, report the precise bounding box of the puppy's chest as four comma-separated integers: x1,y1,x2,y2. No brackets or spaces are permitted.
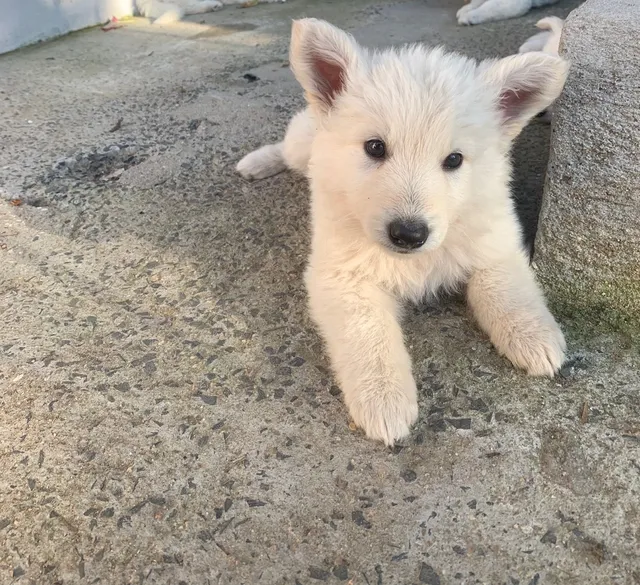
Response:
377,249,470,302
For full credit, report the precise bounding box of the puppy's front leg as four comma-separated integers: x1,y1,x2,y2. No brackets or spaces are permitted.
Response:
467,252,566,376
307,272,418,446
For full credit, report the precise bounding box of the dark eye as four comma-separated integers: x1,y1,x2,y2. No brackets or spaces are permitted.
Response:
364,139,386,159
443,152,463,170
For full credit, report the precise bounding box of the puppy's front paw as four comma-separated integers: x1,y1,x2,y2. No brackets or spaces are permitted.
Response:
499,317,566,377
347,382,418,446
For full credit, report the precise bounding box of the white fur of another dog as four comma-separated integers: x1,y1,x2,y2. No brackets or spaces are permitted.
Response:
518,17,565,121
135,0,284,25
457,0,560,25
519,16,564,55
237,19,568,445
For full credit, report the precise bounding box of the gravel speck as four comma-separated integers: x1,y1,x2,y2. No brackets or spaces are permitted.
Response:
540,529,557,544
332,564,349,580
352,510,371,529
308,566,330,580
419,563,441,585
401,469,417,483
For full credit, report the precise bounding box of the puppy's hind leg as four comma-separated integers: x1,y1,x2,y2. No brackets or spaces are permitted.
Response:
236,143,287,181
237,109,315,180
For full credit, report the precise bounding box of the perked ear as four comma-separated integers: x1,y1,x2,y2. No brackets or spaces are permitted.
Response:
289,18,361,114
480,52,569,139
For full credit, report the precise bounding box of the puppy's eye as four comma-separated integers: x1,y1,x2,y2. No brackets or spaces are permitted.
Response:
443,152,463,170
364,139,386,159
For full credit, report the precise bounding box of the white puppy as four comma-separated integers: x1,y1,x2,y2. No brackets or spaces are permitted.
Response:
457,0,560,25
237,19,568,445
135,0,284,25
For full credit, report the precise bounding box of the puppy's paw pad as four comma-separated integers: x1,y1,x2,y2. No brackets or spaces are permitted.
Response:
349,389,418,446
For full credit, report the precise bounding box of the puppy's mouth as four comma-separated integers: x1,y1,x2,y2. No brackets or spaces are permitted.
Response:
378,232,446,256
379,241,425,256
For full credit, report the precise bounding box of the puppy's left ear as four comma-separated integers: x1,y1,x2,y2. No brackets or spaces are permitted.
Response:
480,52,569,139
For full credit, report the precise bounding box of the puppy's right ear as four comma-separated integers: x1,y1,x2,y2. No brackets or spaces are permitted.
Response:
480,52,569,140
289,18,361,115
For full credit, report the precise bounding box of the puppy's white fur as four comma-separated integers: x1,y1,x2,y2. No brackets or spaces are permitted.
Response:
135,0,283,25
457,0,560,25
237,19,568,445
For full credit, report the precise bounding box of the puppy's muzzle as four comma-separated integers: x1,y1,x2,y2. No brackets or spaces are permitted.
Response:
387,219,429,251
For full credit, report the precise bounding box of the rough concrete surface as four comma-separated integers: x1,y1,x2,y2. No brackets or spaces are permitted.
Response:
534,0,640,335
1,1,638,584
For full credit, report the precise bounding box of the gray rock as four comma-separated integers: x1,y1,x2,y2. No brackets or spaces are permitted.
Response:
534,0,640,334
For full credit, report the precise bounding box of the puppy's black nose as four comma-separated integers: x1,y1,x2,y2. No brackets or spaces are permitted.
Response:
387,219,429,250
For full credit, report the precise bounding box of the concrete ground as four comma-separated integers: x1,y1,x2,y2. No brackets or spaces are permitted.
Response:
1,1,638,584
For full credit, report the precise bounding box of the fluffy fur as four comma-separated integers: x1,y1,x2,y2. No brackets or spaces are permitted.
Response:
237,19,569,445
457,0,560,25
518,17,565,121
519,16,564,55
135,0,284,25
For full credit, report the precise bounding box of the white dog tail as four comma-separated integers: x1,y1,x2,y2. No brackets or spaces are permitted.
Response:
518,31,550,54
236,109,315,180
535,16,564,35
519,17,564,55
536,17,564,56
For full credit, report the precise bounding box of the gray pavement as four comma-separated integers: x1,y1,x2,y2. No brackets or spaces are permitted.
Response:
1,1,638,584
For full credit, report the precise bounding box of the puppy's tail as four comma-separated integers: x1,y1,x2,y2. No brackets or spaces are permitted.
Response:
536,16,564,56
518,31,550,54
518,17,564,55
236,109,314,181
535,16,564,36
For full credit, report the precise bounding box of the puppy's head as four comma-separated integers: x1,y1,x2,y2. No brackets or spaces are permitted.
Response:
289,18,569,255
